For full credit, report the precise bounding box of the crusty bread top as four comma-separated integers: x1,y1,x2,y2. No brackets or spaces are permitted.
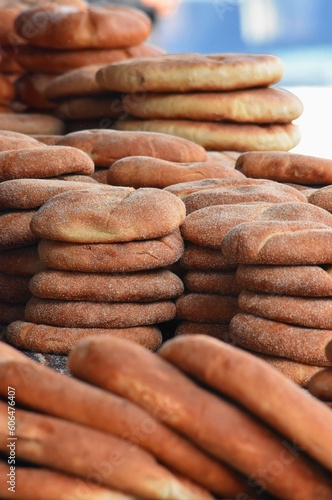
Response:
97,53,284,93
31,187,186,243
15,4,151,50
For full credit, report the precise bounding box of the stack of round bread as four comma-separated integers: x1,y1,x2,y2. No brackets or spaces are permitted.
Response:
9,2,163,133
1,336,332,499
0,134,95,331
6,187,187,355
223,202,332,387
96,53,303,151
37,127,208,183
308,339,332,408
166,178,306,340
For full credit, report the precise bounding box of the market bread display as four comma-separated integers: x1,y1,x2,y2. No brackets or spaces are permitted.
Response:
96,53,302,150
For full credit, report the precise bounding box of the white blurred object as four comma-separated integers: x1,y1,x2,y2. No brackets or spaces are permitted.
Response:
287,86,332,159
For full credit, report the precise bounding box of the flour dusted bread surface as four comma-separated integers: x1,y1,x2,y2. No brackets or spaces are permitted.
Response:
239,289,332,330
6,321,163,353
165,177,272,198
16,43,164,73
180,243,236,271
54,96,124,120
44,64,107,99
309,186,332,213
256,354,323,388
107,156,244,189
38,231,184,272
0,245,43,276
0,130,44,151
221,220,332,265
184,270,240,296
0,146,94,181
230,313,332,366
96,53,284,93
175,321,230,341
31,188,186,243
236,151,332,185
236,265,332,297
0,179,124,209
115,119,300,152
29,269,184,302
57,129,207,166
123,87,303,123
176,293,239,323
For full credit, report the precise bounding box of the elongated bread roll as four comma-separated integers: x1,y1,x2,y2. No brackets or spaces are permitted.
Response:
0,460,134,500
0,402,211,500
159,334,332,474
31,188,186,243
107,156,244,189
68,337,332,500
0,346,243,496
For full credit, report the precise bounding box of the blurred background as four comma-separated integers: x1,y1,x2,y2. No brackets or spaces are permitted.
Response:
103,0,332,158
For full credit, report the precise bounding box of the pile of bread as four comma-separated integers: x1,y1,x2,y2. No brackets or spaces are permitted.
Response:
1,335,332,499
0,0,163,134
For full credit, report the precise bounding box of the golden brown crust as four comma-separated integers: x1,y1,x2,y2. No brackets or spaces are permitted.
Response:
16,43,165,73
0,210,38,250
29,269,184,302
115,119,301,152
221,220,332,265
57,129,207,167
236,151,332,185
0,146,94,181
176,293,239,323
123,87,303,123
239,289,332,330
68,336,332,499
97,53,284,93
15,4,151,49
165,177,272,198
107,156,244,189
230,312,332,365
6,320,163,353
158,334,332,476
236,264,332,297
309,185,332,212
0,130,44,151
44,64,106,99
38,231,184,272
25,296,176,328
31,188,186,243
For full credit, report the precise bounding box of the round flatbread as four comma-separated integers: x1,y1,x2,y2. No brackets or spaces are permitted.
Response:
230,313,332,366
0,112,64,135
96,53,284,93
54,96,124,120
44,64,107,99
25,297,176,328
176,293,239,324
29,269,184,302
15,72,56,110
115,120,300,152
38,230,184,272
6,320,162,354
122,87,303,123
